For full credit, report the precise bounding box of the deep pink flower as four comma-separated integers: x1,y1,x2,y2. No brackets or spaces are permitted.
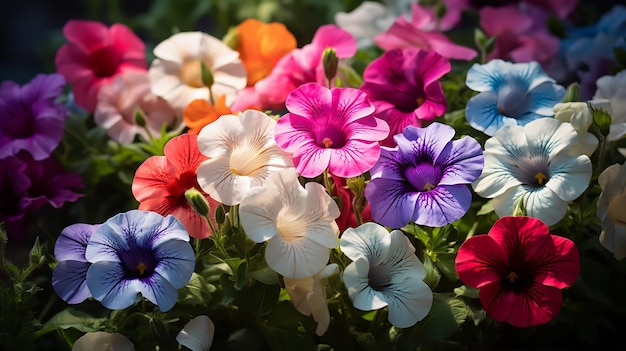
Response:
360,48,450,147
132,133,219,239
253,25,357,109
479,5,560,66
373,2,477,61
54,19,147,112
455,216,580,327
0,74,68,161
274,82,388,178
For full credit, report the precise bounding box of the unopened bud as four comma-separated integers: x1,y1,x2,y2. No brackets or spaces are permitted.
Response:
513,197,527,217
200,61,214,88
134,107,147,127
591,106,612,137
562,83,580,103
222,26,239,50
322,47,338,84
185,188,210,218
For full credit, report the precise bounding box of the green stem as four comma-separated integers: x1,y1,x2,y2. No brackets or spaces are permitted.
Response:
37,294,58,322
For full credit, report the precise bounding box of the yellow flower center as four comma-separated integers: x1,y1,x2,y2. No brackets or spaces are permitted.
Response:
534,172,548,185
137,262,148,276
322,137,333,148
423,183,436,191
506,271,518,283
416,97,425,106
181,59,204,88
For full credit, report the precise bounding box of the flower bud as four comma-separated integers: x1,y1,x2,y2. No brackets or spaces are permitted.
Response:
134,107,147,127
562,82,580,103
200,61,214,88
322,47,338,83
591,104,613,137
185,188,210,218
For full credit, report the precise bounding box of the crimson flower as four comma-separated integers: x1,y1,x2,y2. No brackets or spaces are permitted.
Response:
132,133,219,239
455,216,580,327
55,19,147,112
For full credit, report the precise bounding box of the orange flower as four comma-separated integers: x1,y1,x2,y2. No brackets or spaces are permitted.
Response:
236,18,297,86
182,96,232,134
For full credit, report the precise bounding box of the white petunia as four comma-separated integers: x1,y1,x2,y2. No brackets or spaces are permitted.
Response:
196,109,294,206
148,31,247,115
597,162,626,260
340,222,433,328
553,100,609,156
72,332,135,351
594,69,626,141
284,263,339,336
239,168,341,279
472,117,592,226
176,315,215,351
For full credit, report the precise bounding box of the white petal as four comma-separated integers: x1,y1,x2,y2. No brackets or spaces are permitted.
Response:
544,153,592,201
265,234,330,278
340,222,391,262
72,332,135,351
343,258,388,310
385,277,433,328
176,315,215,351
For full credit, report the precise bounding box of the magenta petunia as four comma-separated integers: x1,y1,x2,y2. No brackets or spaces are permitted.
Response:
0,74,68,161
360,48,450,147
274,82,389,178
455,216,580,327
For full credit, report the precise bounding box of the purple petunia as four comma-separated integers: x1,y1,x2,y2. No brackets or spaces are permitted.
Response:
0,74,68,161
364,123,484,228
84,210,195,312
360,48,450,147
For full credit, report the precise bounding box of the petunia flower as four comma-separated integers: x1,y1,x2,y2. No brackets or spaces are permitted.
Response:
334,1,397,49
94,70,178,144
597,162,626,260
54,19,147,112
465,59,565,136
176,315,215,351
479,5,560,67
274,82,389,178
148,31,247,115
365,123,484,228
239,168,340,279
235,18,297,86
52,223,100,304
0,73,68,161
284,264,339,336
472,118,592,226
72,331,135,351
360,48,450,146
196,109,294,206
593,69,626,141
132,133,220,239
85,210,195,312
340,222,433,328
253,24,357,109
182,96,233,135
373,2,477,61
455,216,580,327
553,100,610,156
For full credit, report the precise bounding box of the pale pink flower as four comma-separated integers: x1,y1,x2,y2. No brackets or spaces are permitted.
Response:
95,70,178,144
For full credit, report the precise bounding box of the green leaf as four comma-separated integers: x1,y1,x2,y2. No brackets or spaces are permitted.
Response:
259,301,316,351
251,266,280,285
476,200,494,216
435,254,459,282
41,308,109,334
401,293,467,346
178,272,215,306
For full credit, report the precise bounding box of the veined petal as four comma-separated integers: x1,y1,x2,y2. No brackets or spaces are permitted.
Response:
527,82,566,116
87,261,140,310
153,240,195,289
365,177,418,229
265,234,331,278
437,137,484,185
52,260,91,304
456,234,507,288
533,235,580,289
327,140,381,177
465,91,518,136
544,153,592,201
285,82,333,120
343,258,388,310
397,124,454,161
293,145,331,178
413,184,471,227
340,222,391,262
135,272,180,312
383,276,433,328
55,223,100,262
524,118,578,158
466,59,508,92
493,186,569,226
274,114,316,152
331,87,375,123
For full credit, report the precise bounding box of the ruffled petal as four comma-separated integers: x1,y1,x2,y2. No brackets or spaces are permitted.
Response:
456,234,507,288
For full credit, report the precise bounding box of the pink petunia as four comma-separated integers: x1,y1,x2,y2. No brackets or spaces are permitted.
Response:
479,5,560,66
253,25,357,110
274,82,389,178
373,2,477,61
455,216,580,327
54,19,147,112
132,133,220,239
360,48,450,147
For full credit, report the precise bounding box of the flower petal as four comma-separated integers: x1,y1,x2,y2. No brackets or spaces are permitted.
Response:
456,234,507,288
55,223,100,262
176,315,215,351
413,184,472,227
86,261,140,310
52,260,91,304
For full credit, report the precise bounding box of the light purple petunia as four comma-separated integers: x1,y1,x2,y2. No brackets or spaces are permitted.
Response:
0,74,68,161
364,122,484,228
84,210,195,312
274,82,389,178
52,223,100,304
360,48,450,147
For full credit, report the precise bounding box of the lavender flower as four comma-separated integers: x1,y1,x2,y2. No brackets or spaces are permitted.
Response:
364,122,483,228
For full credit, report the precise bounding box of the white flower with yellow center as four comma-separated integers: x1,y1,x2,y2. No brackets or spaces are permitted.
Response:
196,109,294,206
239,168,340,279
473,117,592,226
597,162,626,260
148,31,246,115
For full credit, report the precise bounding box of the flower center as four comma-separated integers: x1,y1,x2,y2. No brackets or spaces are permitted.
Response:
181,59,204,88
315,124,347,149
276,209,307,243
496,82,529,118
2,106,35,138
229,142,272,177
404,162,443,192
88,47,122,78
137,262,148,276
368,264,392,291
516,154,551,188
534,172,548,185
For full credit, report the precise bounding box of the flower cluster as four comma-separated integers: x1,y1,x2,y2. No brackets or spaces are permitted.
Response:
2,1,626,350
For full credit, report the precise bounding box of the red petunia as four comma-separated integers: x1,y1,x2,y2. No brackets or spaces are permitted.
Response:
54,19,147,112
132,133,219,239
455,216,580,327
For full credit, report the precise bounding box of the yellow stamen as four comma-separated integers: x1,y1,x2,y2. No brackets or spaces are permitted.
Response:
181,59,203,88
423,183,436,191
137,262,147,276
416,97,425,106
534,172,547,185
322,137,333,148
506,271,518,284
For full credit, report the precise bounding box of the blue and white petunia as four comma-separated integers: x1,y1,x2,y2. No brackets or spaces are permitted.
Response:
340,222,433,328
84,210,195,312
472,118,592,226
465,59,565,136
